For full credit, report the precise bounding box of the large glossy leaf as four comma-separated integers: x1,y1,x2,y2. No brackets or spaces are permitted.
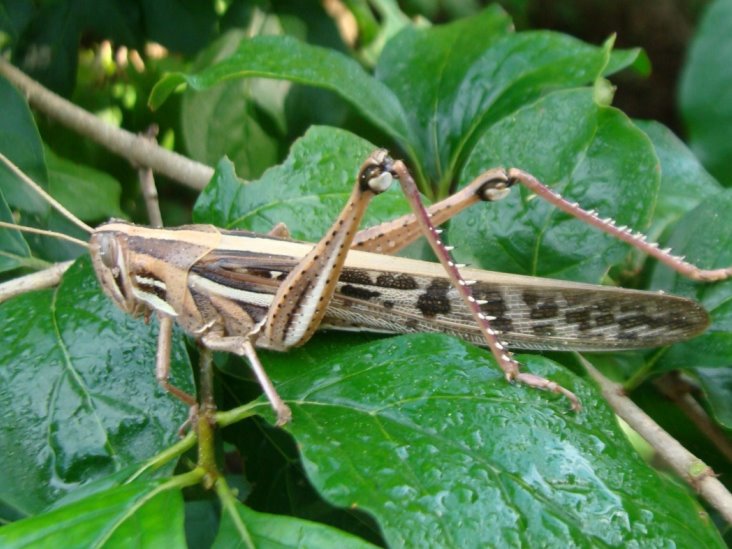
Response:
193,126,412,240
0,478,187,548
650,189,732,372
0,258,193,516
214,501,378,548
694,367,732,429
150,34,414,148
375,10,639,186
679,0,732,185
45,148,124,222
373,6,512,183
633,120,721,240
180,29,286,180
450,88,658,282
0,77,89,264
0,75,50,216
151,7,643,199
243,334,722,547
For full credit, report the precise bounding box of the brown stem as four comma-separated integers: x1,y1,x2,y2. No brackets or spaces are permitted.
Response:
0,58,213,190
580,355,732,524
655,373,732,463
0,261,73,303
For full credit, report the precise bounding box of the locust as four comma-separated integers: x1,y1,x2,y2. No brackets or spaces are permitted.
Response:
0,149,721,427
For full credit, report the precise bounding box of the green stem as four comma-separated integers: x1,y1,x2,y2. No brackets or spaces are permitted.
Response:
197,346,219,488
215,476,256,549
215,401,264,428
623,347,668,393
160,467,206,490
126,432,197,483
18,255,52,271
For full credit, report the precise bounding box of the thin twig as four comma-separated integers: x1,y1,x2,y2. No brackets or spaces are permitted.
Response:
137,126,164,228
0,58,213,190
655,373,732,464
0,220,89,249
0,261,73,303
580,354,732,524
0,152,94,234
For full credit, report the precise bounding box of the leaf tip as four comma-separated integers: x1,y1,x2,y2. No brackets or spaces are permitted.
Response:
148,73,189,110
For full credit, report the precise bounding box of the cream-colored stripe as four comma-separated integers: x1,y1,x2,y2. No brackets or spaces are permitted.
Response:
282,239,345,347
131,287,178,316
134,275,167,291
188,273,274,307
106,222,678,296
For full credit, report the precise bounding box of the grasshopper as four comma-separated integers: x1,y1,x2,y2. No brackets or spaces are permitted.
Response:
0,149,719,427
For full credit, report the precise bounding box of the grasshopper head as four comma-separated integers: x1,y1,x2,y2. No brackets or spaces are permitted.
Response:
89,223,149,317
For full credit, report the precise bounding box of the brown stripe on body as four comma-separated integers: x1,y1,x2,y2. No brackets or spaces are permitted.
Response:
123,231,216,319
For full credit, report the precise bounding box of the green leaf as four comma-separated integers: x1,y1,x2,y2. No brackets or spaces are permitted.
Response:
633,120,721,239
45,148,124,222
185,499,221,549
0,190,34,273
694,367,732,429
214,501,378,549
650,189,732,372
0,258,193,516
374,6,512,183
450,88,658,281
605,45,650,77
0,75,50,216
221,405,383,545
250,334,722,547
0,478,187,548
0,77,88,265
193,126,412,241
150,35,414,148
180,29,285,180
376,11,636,187
353,0,413,65
679,0,732,185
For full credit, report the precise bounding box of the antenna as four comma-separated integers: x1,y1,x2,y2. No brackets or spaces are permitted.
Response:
0,152,94,234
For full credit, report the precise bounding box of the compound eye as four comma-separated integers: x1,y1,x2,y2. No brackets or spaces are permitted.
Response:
358,149,394,193
367,170,394,193
98,233,119,269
